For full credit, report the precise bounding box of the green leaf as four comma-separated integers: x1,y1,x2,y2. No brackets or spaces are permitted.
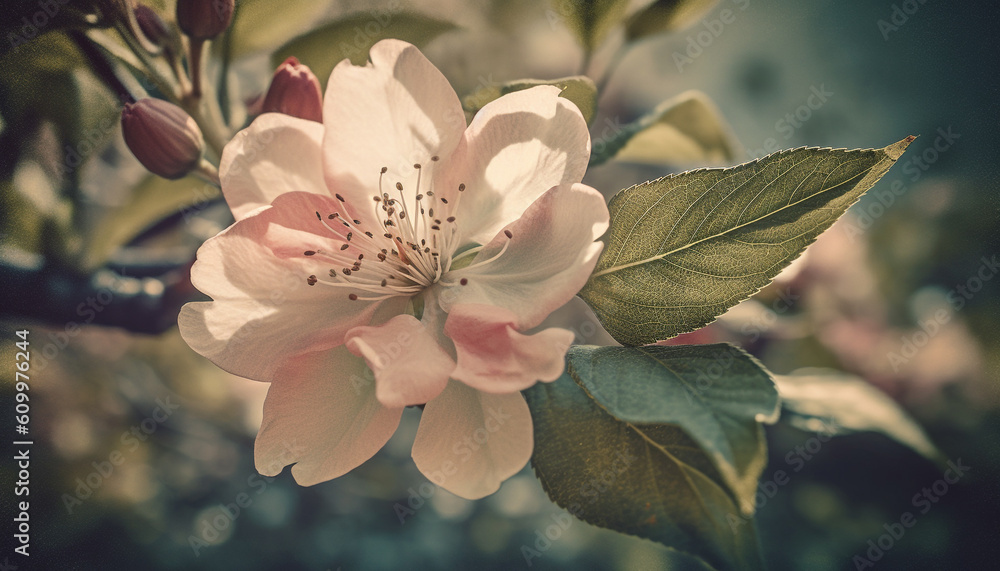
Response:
526,349,766,571
81,175,219,271
552,0,630,50
570,344,779,514
591,90,737,167
226,0,334,59
624,0,721,41
580,137,916,346
463,75,597,124
774,368,943,463
272,11,457,89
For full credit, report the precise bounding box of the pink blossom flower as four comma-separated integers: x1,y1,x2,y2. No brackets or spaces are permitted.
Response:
179,40,608,499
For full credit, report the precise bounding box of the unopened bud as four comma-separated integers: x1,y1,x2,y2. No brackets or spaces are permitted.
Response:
262,57,324,123
121,99,205,179
134,4,170,48
176,0,234,40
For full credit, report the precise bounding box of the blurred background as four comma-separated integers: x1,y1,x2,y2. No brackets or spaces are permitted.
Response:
1,0,998,569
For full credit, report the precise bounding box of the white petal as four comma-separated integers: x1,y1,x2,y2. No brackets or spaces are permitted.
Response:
322,39,465,207
345,314,454,408
178,192,407,382
445,304,573,393
254,347,402,485
436,86,591,245
411,381,533,499
219,113,328,220
440,183,609,329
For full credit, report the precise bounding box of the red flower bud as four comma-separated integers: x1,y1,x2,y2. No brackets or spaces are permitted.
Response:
262,57,324,123
121,99,205,180
134,4,170,48
176,0,234,40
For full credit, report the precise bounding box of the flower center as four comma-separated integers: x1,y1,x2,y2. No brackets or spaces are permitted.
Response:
300,157,513,302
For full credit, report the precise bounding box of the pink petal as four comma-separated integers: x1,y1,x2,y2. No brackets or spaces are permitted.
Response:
178,192,407,382
441,182,609,329
345,314,454,408
411,381,533,499
322,39,465,211
436,86,591,246
255,347,402,485
219,113,328,220
445,304,573,393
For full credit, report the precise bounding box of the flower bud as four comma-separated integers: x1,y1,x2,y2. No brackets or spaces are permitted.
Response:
134,4,170,48
121,99,205,180
176,0,234,40
262,57,324,123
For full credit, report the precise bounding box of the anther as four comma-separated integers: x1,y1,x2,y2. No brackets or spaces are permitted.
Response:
380,166,388,173
335,193,345,202
395,182,403,191
304,250,316,256
340,244,350,251
381,279,388,287
446,216,455,223
315,212,322,220
307,275,318,285
346,232,353,241
348,293,358,300
431,156,439,161
504,230,513,239
342,268,352,275
458,183,466,191
414,163,421,169
329,213,339,219
353,219,360,224
460,278,468,286
440,198,448,204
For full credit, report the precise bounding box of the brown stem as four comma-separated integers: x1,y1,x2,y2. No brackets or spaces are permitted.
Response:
188,38,206,99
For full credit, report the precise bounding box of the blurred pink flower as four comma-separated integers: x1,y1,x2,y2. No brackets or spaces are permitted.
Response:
179,40,608,499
